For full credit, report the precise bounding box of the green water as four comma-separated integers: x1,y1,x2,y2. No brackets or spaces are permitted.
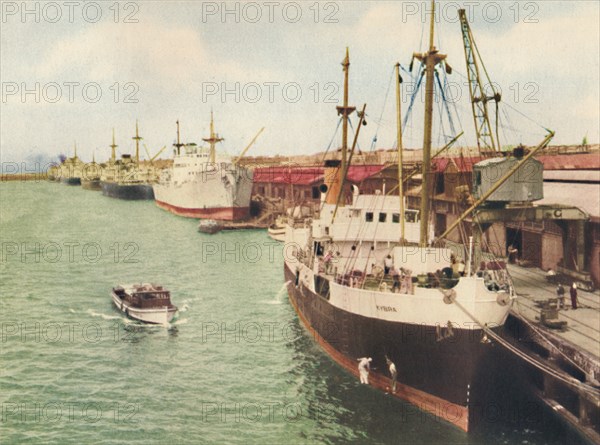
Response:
0,182,573,444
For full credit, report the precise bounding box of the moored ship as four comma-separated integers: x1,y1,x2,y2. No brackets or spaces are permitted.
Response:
59,143,84,185
153,115,260,221
81,153,102,190
283,5,555,433
100,123,158,200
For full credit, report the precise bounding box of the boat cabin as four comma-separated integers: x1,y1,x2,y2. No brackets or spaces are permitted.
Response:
114,284,173,309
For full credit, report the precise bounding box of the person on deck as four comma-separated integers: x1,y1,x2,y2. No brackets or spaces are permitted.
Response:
458,260,466,277
384,255,393,276
391,268,401,293
508,245,519,264
556,283,565,309
357,357,372,384
570,283,578,310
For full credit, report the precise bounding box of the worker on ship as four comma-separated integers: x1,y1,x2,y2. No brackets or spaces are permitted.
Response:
386,357,397,393
384,255,393,275
357,357,372,384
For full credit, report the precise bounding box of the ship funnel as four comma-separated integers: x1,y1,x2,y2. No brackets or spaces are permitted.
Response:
324,159,342,205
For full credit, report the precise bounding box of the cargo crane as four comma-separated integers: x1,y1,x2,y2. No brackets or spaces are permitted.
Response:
459,9,502,156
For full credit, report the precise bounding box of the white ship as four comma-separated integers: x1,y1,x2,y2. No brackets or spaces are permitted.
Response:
153,115,261,221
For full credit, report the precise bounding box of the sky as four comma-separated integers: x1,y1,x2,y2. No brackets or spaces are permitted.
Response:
1,0,599,167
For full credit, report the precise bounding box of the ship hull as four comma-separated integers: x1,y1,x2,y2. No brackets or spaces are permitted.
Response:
81,179,101,190
101,181,155,200
61,177,81,186
284,263,500,432
156,200,249,221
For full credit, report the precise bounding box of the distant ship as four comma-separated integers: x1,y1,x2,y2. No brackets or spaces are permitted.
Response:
81,153,102,190
59,143,84,185
153,115,261,221
100,123,158,200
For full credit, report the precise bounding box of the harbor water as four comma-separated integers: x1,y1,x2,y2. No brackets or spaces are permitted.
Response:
0,182,577,444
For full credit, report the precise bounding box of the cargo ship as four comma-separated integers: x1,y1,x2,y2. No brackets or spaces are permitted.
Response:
100,123,157,200
153,115,260,221
59,143,84,185
283,4,554,432
81,153,102,190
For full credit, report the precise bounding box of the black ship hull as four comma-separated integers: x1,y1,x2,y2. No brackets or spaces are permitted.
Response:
100,181,154,200
82,179,101,191
284,263,500,432
61,177,81,186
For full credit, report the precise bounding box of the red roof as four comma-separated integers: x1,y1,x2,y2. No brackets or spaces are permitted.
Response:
347,165,387,182
253,166,323,185
537,153,600,170
253,164,386,185
433,156,484,173
433,153,600,173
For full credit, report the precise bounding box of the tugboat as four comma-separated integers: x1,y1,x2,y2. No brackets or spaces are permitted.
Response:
111,283,178,324
197,219,223,234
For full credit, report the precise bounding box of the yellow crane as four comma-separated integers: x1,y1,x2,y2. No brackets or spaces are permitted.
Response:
459,8,502,156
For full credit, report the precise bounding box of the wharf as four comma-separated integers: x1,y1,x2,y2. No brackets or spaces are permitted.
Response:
508,264,600,359
219,221,269,231
501,264,600,443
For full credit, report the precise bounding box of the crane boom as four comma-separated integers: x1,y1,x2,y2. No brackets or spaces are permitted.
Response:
459,9,501,156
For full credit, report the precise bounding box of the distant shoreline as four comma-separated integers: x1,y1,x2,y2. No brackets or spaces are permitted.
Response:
0,173,48,182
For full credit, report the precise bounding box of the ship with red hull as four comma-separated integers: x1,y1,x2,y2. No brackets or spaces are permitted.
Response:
153,115,261,222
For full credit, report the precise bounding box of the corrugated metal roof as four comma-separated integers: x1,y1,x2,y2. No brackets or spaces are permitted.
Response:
252,165,386,185
537,153,600,170
432,153,600,173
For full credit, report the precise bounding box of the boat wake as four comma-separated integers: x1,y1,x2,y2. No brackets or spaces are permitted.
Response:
261,281,291,305
86,309,122,321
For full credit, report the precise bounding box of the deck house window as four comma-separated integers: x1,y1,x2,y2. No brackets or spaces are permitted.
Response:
366,212,374,222
379,213,387,223
392,213,400,223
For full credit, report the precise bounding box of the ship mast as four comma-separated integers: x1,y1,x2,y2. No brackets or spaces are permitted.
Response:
395,63,405,242
110,128,117,163
173,120,184,156
132,120,142,163
202,111,224,164
335,48,356,207
413,0,448,247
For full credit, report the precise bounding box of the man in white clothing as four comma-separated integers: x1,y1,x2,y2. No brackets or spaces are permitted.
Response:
357,357,372,384
386,357,397,393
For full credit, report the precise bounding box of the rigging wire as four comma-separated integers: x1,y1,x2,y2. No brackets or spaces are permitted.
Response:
371,66,396,151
